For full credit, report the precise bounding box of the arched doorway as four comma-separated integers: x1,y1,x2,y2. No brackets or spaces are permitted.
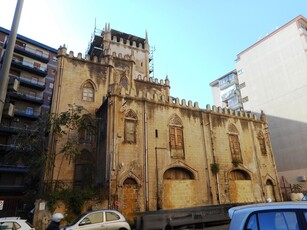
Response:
265,179,276,202
163,167,195,209
122,178,139,223
229,169,255,203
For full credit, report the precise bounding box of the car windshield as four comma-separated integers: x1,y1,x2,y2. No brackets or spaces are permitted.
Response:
66,213,88,226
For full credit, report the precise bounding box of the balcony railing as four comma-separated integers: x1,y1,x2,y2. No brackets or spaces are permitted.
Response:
0,123,34,134
14,107,40,120
10,74,46,91
8,91,44,105
14,44,49,63
11,59,48,77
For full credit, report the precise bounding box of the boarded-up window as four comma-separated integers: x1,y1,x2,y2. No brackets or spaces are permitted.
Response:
124,110,137,144
169,114,184,158
228,124,242,161
169,126,183,149
229,134,241,160
257,131,267,155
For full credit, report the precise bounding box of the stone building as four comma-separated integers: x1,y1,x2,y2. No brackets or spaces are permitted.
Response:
45,24,282,223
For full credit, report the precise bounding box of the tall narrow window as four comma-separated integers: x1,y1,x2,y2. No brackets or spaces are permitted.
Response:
124,110,137,143
82,82,94,102
120,76,128,90
228,124,242,161
257,131,267,155
169,114,184,159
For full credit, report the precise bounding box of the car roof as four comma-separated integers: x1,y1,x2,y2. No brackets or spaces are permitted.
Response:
229,201,307,219
0,217,24,221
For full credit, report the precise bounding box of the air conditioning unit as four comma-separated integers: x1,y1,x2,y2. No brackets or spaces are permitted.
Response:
3,103,14,117
8,77,20,91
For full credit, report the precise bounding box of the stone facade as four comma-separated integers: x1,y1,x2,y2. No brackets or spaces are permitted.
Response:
44,24,282,224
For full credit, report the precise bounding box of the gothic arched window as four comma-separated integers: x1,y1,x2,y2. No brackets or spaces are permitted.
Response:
169,114,184,159
228,123,242,161
82,82,94,102
257,131,267,155
124,110,137,143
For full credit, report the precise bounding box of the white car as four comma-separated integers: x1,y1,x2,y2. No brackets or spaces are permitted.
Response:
228,201,307,230
62,210,131,230
0,217,35,230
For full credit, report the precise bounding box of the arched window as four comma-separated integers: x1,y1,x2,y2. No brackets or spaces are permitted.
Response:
82,82,94,102
257,131,267,155
124,110,137,143
169,114,184,159
229,169,251,180
120,76,128,90
163,167,194,180
79,114,96,144
228,123,242,161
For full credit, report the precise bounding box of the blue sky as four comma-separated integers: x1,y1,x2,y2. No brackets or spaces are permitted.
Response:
2,0,307,108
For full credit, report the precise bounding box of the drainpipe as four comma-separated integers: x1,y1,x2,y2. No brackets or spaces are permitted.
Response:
144,101,149,210
0,0,24,123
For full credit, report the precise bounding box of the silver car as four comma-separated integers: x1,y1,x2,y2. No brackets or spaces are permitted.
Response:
228,201,307,230
62,210,130,230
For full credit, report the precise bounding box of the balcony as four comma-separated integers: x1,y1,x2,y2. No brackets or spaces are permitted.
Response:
4,42,50,63
14,44,49,63
8,91,44,105
14,107,40,120
11,59,48,77
10,74,45,91
0,165,28,193
0,143,18,153
0,125,18,134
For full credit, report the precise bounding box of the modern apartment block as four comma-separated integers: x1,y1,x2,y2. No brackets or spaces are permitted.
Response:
210,15,307,192
209,69,242,110
0,26,57,217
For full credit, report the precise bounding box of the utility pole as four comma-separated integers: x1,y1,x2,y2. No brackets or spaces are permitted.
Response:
0,0,24,123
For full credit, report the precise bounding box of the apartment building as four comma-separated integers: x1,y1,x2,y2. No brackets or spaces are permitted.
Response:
210,15,307,194
0,26,57,217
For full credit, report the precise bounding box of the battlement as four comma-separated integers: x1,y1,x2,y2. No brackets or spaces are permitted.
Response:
103,23,148,50
111,35,146,49
57,46,136,65
135,74,170,87
206,105,259,120
57,46,261,122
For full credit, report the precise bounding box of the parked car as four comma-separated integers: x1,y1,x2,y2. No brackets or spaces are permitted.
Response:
0,217,35,230
228,201,307,230
62,210,131,230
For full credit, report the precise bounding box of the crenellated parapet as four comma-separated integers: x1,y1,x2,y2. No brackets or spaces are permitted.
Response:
206,104,259,120
135,74,170,87
57,46,136,65
103,23,148,51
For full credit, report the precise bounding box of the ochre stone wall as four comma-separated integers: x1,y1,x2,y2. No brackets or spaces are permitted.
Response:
229,180,256,203
163,180,197,209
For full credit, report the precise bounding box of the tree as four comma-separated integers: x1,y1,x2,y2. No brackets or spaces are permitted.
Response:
4,104,96,198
